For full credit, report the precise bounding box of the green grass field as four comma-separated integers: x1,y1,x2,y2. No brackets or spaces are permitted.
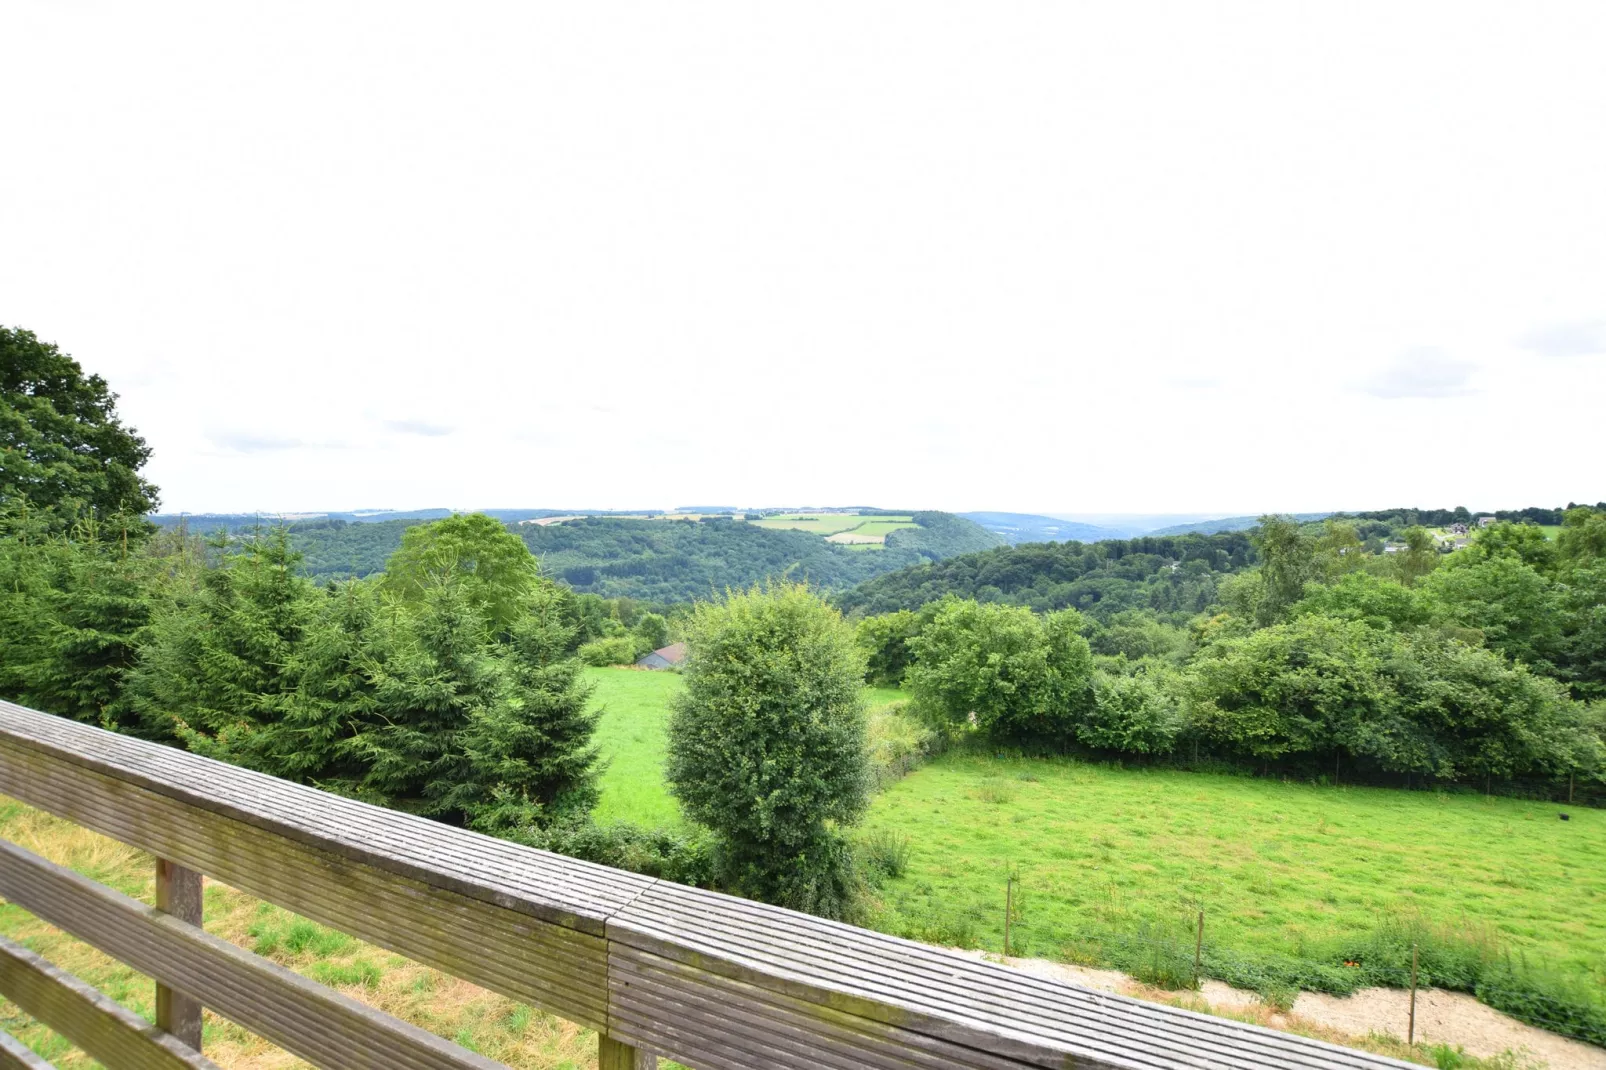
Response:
587,669,910,827
861,753,1606,994
749,512,874,535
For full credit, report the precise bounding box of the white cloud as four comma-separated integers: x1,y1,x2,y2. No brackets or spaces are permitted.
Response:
1360,349,1478,400
1520,319,1606,358
382,419,455,438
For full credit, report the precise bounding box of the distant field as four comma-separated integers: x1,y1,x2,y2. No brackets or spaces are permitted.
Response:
863,754,1606,993
587,668,910,826
752,512,919,547
750,512,872,535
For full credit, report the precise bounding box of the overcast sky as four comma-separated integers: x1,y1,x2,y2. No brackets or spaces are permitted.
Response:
4,3,1604,516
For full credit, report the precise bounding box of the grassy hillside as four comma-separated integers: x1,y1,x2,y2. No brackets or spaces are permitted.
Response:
863,753,1606,1011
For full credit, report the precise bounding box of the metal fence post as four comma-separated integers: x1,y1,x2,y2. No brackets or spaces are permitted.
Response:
154,858,204,1050
1407,943,1419,1046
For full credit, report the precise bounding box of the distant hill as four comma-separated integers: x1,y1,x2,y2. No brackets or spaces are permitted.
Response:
150,507,1004,600
1145,512,1333,536
960,512,1126,545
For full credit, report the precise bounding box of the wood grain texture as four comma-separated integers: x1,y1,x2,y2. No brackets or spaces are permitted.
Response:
597,1034,656,1070
0,933,217,1070
0,1030,54,1070
0,840,514,1070
154,859,205,1051
0,732,611,1029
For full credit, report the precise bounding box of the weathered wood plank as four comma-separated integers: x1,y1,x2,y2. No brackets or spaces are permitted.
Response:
0,736,611,1030
0,933,217,1070
154,859,205,1051
0,1030,54,1070
0,701,650,930
597,1033,656,1070
610,882,1420,1070
0,839,515,1070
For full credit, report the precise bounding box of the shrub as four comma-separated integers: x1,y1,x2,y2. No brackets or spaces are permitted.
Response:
578,636,640,666
666,582,870,918
859,828,911,883
517,817,717,887
905,600,1095,749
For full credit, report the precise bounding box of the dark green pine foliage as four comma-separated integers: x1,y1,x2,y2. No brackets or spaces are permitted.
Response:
254,578,384,786
438,584,601,834
21,518,153,727
346,579,505,814
129,527,316,759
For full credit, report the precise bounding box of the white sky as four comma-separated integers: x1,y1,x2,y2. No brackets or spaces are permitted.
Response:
4,3,1604,516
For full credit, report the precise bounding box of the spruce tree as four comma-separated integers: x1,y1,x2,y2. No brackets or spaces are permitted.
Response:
128,527,315,760
255,578,383,786
345,579,504,814
437,582,601,834
22,516,153,726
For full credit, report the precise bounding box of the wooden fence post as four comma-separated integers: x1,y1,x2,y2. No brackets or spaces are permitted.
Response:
1407,943,1418,1046
1193,910,1204,984
154,858,204,1050
599,1033,656,1069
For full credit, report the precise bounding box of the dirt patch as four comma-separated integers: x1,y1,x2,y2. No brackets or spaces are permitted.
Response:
951,949,1606,1070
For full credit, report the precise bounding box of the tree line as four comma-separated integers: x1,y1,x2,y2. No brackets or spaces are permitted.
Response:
854,514,1606,798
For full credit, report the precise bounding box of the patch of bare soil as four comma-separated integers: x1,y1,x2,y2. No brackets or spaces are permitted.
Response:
950,949,1606,1070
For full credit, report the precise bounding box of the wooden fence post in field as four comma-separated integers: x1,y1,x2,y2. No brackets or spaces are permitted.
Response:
1194,910,1205,984
1004,877,1014,958
1407,944,1419,1046
599,1033,656,1069
154,858,204,1050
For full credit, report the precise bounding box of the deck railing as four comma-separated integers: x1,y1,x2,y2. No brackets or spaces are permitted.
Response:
0,698,1417,1070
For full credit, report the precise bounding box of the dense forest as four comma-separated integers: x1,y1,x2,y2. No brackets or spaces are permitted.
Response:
837,532,1259,620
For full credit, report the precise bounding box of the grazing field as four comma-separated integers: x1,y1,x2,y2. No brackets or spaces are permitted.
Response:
586,668,911,827
749,512,875,535
861,753,1606,998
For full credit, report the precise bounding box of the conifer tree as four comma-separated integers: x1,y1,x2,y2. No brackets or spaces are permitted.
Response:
21,516,153,726
255,578,383,786
437,582,601,833
346,578,505,814
128,527,316,759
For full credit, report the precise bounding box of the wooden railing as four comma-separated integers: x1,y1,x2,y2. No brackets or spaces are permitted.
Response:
0,699,1417,1070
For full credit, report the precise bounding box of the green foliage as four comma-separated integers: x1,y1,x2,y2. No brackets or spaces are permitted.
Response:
855,609,920,686
381,513,539,634
905,600,1096,748
0,326,158,530
128,528,318,757
632,611,670,651
1083,669,1183,755
666,583,870,918
858,828,912,883
515,818,717,887
578,635,641,666
838,531,1256,621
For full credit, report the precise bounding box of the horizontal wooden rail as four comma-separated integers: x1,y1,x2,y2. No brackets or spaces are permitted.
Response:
0,699,1419,1070
0,841,508,1070
0,1028,55,1070
0,934,215,1070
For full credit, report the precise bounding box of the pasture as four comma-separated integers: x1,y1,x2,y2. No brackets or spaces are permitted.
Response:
749,512,918,545
861,753,1606,997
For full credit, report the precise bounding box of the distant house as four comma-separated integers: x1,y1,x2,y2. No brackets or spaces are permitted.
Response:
1447,523,1469,536
1476,515,1498,528
635,642,687,670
